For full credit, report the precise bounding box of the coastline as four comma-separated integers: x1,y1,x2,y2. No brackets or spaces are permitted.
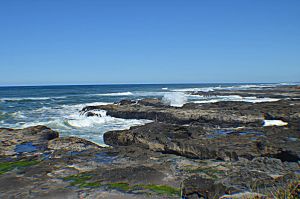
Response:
0,85,300,198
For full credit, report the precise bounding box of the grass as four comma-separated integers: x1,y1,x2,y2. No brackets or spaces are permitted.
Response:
63,173,94,186
271,179,300,199
107,182,131,191
79,181,102,188
63,173,180,196
0,159,40,175
245,178,300,199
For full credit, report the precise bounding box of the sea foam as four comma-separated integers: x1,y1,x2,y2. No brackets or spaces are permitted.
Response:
193,95,280,104
92,92,133,96
171,87,215,92
171,84,279,93
162,92,187,107
0,96,67,102
14,101,151,144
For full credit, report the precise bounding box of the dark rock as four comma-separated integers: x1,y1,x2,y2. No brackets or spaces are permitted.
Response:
47,137,102,151
138,98,164,107
119,99,136,105
85,111,101,117
182,176,228,198
246,157,286,175
270,150,300,162
93,166,165,185
104,122,300,161
0,125,59,156
81,100,266,128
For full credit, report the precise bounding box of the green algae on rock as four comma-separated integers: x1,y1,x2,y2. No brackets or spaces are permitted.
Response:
0,159,40,175
63,173,180,196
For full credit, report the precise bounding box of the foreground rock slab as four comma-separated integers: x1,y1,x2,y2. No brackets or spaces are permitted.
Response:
0,126,182,198
105,121,300,162
1,123,299,198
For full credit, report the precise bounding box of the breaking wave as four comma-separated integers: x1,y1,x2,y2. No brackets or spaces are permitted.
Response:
92,92,133,96
192,95,280,104
171,84,282,93
172,87,215,92
1,83,290,144
0,96,67,102
162,92,187,107
8,101,151,144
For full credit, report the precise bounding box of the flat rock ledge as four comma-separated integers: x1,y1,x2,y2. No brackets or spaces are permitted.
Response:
1,86,300,198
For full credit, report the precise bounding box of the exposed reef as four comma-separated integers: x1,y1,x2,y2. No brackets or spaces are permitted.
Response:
0,86,300,198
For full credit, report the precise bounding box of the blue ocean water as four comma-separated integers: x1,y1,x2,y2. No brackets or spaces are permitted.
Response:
0,83,287,144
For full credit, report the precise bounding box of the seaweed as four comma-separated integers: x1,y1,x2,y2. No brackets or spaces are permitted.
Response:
0,159,40,175
63,173,180,196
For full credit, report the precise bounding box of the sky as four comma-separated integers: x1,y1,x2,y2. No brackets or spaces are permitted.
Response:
0,0,299,86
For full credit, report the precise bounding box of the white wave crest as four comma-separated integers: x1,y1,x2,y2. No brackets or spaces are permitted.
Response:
280,82,300,86
92,92,133,96
162,92,187,107
0,96,67,102
66,111,114,128
60,102,112,111
84,102,112,106
193,95,280,104
171,84,281,93
66,110,149,128
0,97,50,102
221,84,277,90
171,87,215,92
133,91,169,97
11,111,27,119
13,101,151,145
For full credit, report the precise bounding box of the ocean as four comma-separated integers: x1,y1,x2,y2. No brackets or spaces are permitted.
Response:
0,83,291,145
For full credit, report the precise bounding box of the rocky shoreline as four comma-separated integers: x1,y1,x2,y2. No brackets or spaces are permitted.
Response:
0,86,300,198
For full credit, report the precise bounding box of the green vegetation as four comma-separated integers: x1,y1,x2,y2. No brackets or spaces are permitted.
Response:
0,159,40,175
79,181,102,188
63,173,180,196
107,182,131,191
272,179,300,199
138,184,181,195
63,173,94,186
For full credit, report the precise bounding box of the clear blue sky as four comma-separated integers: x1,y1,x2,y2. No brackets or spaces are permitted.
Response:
0,0,299,85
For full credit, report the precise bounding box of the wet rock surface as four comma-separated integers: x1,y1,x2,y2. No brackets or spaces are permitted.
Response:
82,102,264,128
104,122,300,161
1,86,300,198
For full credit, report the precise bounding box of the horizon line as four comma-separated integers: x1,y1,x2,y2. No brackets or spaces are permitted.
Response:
0,81,299,88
